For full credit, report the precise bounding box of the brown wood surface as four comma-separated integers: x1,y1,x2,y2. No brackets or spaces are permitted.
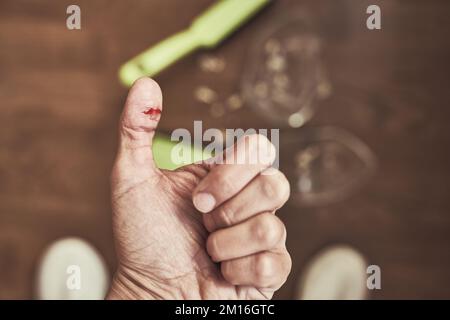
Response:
0,0,449,299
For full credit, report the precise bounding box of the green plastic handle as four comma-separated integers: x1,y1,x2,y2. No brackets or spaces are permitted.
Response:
153,133,212,170
191,0,270,48
119,30,199,87
119,0,271,87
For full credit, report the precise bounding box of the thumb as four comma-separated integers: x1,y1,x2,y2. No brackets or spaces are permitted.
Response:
112,77,163,186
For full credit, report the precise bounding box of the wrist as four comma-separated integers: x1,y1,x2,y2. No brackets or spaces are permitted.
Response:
106,266,171,300
106,265,202,300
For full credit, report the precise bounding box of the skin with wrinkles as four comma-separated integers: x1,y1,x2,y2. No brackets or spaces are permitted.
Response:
107,78,291,300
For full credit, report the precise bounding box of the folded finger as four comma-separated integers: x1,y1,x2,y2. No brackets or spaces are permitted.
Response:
203,168,290,232
192,134,277,213
221,250,292,290
206,212,286,262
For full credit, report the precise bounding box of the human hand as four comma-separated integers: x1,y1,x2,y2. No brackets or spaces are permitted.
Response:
107,78,291,300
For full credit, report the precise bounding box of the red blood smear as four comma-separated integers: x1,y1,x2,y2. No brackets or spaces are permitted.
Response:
143,107,161,120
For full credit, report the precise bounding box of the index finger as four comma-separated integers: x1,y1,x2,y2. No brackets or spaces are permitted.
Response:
192,134,277,213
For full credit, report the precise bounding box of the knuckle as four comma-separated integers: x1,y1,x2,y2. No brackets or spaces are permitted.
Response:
273,171,291,204
284,253,293,277
261,175,278,199
253,214,284,248
217,173,237,196
216,204,234,227
277,253,292,289
206,234,220,262
260,171,290,204
255,253,276,286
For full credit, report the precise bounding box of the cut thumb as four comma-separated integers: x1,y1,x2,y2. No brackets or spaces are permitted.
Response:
113,77,163,184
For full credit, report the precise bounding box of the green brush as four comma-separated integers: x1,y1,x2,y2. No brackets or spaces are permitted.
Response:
119,0,271,87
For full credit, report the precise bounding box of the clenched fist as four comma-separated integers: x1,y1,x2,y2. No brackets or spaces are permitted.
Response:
107,78,291,300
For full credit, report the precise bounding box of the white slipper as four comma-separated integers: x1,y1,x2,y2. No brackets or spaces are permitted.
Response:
35,237,109,300
296,245,368,300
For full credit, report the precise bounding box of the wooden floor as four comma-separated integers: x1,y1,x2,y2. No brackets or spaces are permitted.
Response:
1,0,450,299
